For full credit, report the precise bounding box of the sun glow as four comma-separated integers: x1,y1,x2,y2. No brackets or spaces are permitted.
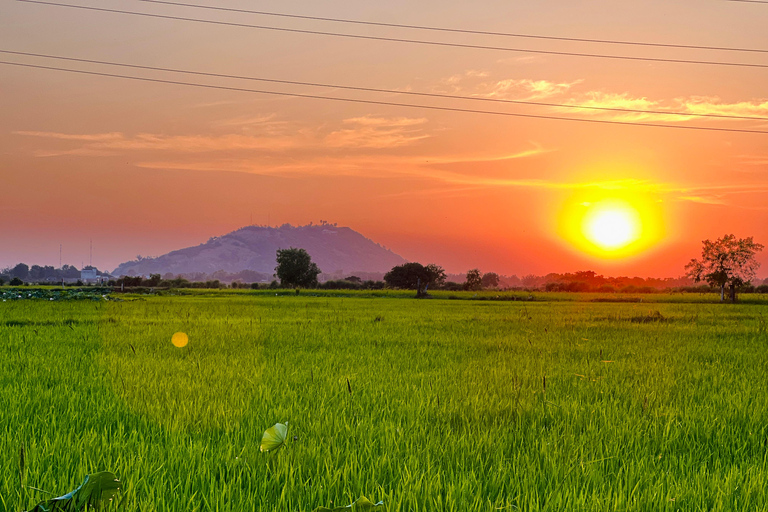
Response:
558,191,664,259
582,201,641,250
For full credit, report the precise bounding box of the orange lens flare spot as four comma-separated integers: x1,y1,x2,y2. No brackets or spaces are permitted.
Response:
171,332,189,348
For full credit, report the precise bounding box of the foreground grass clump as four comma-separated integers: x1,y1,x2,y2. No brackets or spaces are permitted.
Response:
1,293,767,511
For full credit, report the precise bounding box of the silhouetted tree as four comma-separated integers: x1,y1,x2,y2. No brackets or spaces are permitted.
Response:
11,263,29,280
481,272,500,289
685,234,764,302
275,248,321,288
384,262,445,297
464,269,482,291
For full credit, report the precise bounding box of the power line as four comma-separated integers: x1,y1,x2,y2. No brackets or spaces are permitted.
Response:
132,0,768,55
2,59,767,134
727,0,768,3
3,49,766,121
16,0,768,70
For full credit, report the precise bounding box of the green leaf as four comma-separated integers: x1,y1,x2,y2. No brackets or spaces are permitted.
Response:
312,496,384,511
260,422,288,452
25,471,122,511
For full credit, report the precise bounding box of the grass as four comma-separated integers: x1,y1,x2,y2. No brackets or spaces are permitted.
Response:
1,292,767,511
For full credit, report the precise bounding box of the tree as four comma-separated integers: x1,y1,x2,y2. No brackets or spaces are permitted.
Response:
685,234,764,302
384,262,446,297
275,248,321,288
11,263,29,280
464,269,482,291
481,272,500,289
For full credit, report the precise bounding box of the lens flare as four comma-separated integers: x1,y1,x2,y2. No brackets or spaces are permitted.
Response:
171,332,189,348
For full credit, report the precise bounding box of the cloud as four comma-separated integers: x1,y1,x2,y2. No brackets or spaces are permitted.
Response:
679,97,768,118
325,116,430,149
211,114,281,128
431,71,580,100
14,114,431,156
14,131,124,141
14,131,304,156
737,154,768,166
479,78,581,100
555,92,768,123
424,71,767,125
677,195,727,205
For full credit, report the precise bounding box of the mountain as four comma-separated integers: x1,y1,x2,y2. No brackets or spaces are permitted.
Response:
112,223,407,278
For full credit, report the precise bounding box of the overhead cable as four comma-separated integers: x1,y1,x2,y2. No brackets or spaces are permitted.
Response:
130,0,768,55
2,59,767,134
15,0,768,70
2,49,766,121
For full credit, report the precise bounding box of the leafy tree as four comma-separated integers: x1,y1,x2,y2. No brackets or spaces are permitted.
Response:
424,264,447,290
384,262,445,297
685,234,764,302
11,263,29,279
10,277,23,286
464,269,482,291
481,272,500,289
275,248,321,288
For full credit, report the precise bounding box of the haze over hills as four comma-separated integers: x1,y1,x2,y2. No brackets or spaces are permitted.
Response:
112,223,407,279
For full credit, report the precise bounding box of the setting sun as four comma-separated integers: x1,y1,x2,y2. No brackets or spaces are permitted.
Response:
582,200,641,251
558,190,665,260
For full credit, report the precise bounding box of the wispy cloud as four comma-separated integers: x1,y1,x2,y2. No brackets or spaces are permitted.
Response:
211,113,281,128
14,131,124,142
424,71,768,125
15,131,304,156
325,116,430,149
14,114,431,156
737,154,768,166
478,78,581,100
557,93,768,123
432,70,580,100
679,97,768,118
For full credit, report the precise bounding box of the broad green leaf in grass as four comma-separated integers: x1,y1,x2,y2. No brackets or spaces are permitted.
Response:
312,496,385,511
260,422,288,452
25,471,122,511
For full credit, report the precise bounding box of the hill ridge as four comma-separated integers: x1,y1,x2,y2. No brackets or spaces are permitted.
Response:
112,223,407,278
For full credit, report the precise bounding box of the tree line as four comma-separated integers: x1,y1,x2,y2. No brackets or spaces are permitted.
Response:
3,235,764,301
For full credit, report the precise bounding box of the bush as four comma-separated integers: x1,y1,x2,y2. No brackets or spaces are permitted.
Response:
9,277,23,286
320,280,360,290
756,284,768,294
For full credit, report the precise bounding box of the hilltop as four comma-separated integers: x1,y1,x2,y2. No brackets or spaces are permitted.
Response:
112,223,407,279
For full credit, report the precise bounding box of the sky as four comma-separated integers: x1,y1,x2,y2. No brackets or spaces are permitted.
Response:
1,0,767,277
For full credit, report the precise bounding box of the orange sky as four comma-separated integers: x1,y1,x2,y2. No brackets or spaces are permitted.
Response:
1,0,767,277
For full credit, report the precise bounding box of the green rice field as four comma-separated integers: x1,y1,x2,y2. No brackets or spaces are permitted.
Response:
1,290,767,511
